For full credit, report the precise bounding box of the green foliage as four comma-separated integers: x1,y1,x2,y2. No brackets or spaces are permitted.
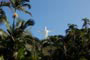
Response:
17,48,25,60
0,56,4,60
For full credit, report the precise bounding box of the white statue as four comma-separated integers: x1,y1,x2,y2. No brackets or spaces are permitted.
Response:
39,26,51,39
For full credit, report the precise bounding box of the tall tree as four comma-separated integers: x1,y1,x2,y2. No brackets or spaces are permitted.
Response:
82,18,90,29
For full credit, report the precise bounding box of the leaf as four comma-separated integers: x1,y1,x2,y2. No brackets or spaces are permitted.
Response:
20,8,32,16
17,6,32,16
25,19,35,26
0,8,10,30
10,0,16,4
22,3,31,9
0,56,4,60
0,2,10,7
23,0,30,2
0,29,8,40
17,48,25,60
16,18,24,28
0,8,7,24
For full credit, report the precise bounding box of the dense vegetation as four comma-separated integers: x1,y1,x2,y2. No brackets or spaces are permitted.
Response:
0,0,90,60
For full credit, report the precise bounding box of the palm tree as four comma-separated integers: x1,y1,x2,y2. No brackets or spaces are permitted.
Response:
0,18,35,60
0,0,36,60
0,0,32,15
65,24,78,44
82,18,90,29
66,24,77,34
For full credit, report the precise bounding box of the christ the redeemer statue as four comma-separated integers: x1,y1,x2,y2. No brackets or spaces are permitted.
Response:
39,26,51,39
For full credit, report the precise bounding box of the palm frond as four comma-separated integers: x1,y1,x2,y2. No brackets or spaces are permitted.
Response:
0,8,11,30
0,2,10,7
22,3,31,9
0,8,7,23
10,0,32,16
17,6,32,16
0,29,8,40
16,18,24,28
25,19,35,26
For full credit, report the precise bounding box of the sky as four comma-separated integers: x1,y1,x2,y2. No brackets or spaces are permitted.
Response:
30,0,90,39
1,0,90,39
